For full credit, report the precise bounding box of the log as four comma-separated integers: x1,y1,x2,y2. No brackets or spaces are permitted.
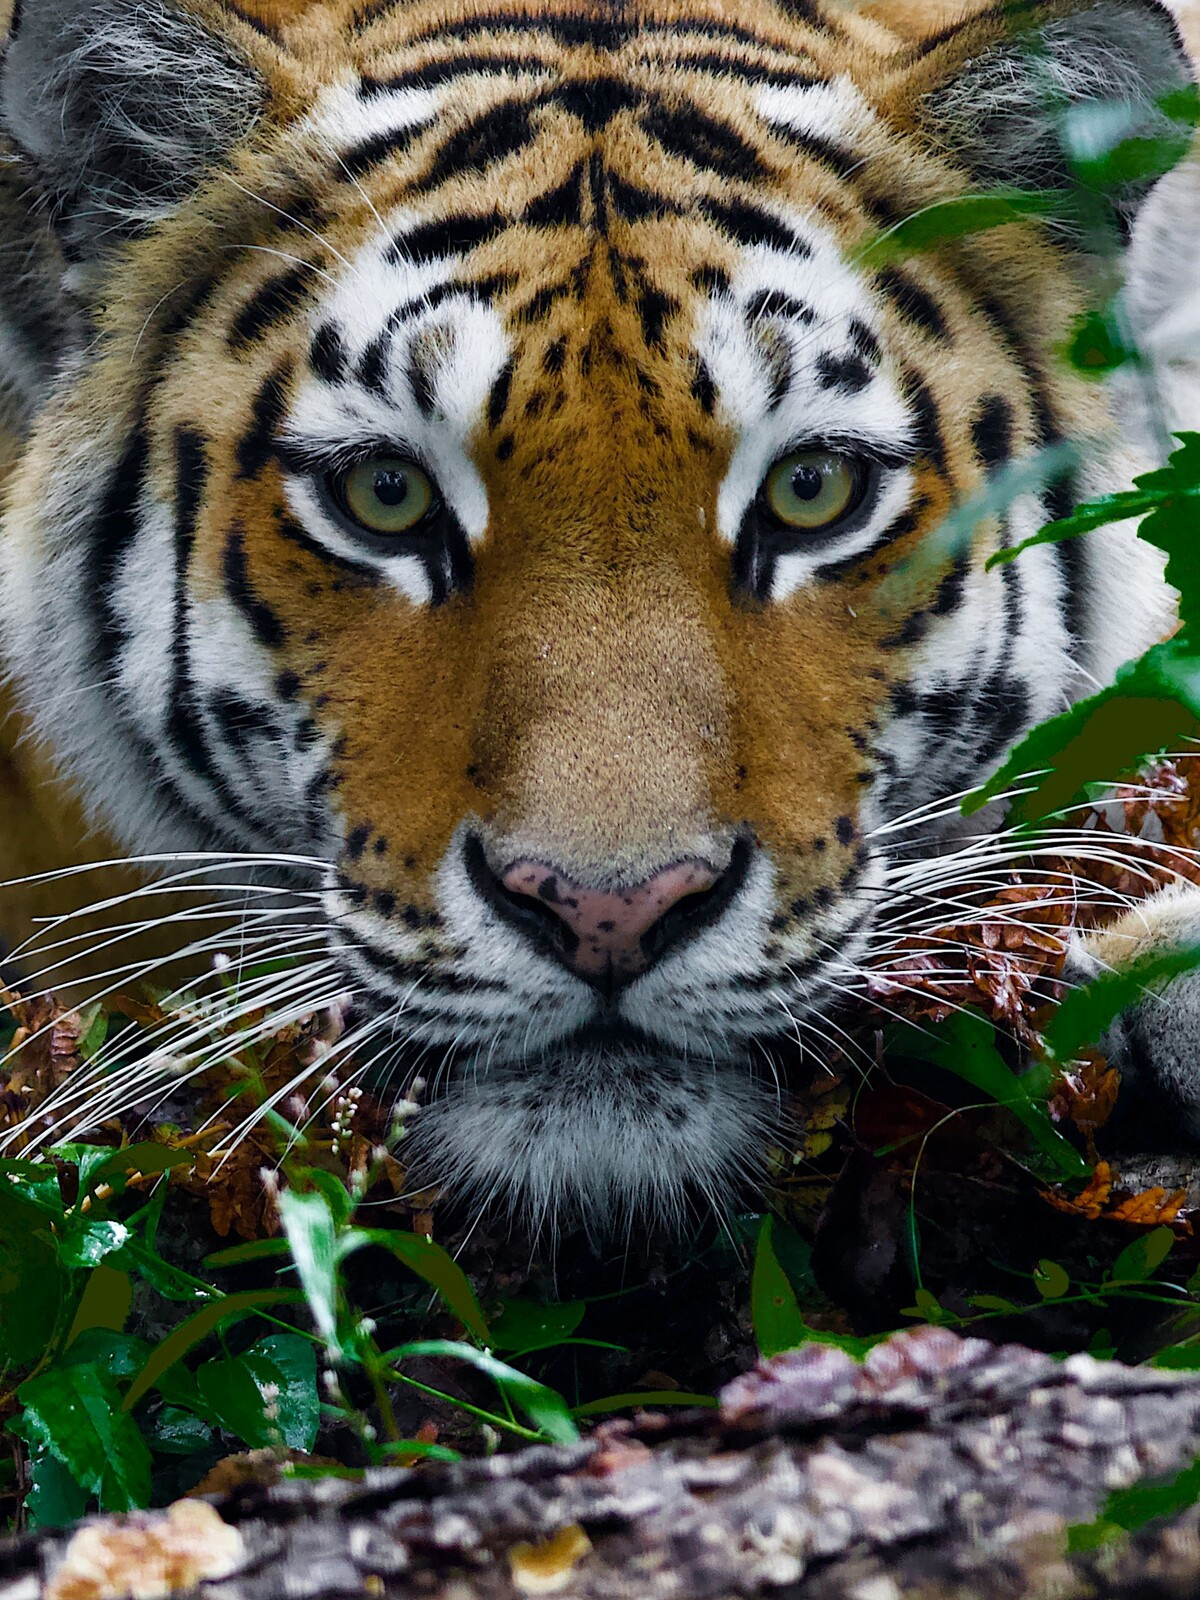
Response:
7,1327,1200,1600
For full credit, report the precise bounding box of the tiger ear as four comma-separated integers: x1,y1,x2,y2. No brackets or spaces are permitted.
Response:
1,0,264,259
915,0,1195,234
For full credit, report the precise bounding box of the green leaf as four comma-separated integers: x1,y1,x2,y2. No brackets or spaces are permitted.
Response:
342,1228,490,1344
902,1288,951,1321
377,1439,462,1464
17,1363,152,1512
146,1405,215,1456
751,1215,810,1357
23,1451,91,1530
886,1015,1090,1179
197,1355,279,1448
78,1006,109,1063
58,1219,129,1271
489,1297,586,1353
300,1168,357,1229
986,488,1163,568
0,1188,70,1368
853,189,1058,267
123,1288,304,1411
1043,943,1200,1066
886,442,1079,606
1110,1226,1176,1286
278,1187,343,1357
1152,1345,1200,1370
572,1391,717,1417
65,1266,132,1346
111,1236,214,1303
204,1238,294,1269
1069,1454,1200,1552
967,1294,1021,1314
242,1334,319,1452
1034,1259,1071,1300
386,1339,580,1445
964,638,1200,824
1066,308,1137,376
61,1329,150,1377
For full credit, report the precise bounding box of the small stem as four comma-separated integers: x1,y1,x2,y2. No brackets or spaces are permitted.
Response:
383,1368,543,1442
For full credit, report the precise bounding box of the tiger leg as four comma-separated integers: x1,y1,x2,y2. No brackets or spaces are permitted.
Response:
1072,882,1200,1140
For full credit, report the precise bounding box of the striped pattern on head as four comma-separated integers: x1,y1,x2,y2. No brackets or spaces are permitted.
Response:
0,0,1192,1228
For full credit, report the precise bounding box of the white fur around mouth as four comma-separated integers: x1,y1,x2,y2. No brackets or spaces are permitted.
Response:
404,1036,780,1240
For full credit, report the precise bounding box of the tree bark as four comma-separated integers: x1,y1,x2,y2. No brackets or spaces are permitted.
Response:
7,1327,1200,1600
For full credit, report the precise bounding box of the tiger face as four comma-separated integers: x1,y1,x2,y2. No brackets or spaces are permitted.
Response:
0,0,1192,1225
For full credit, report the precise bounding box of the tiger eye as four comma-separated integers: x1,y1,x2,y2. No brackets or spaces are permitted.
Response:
763,451,861,531
339,457,434,535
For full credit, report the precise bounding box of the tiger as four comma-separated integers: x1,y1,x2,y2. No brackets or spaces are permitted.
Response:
1,0,1199,1231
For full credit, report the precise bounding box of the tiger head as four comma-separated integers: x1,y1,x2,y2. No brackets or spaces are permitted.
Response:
0,0,1194,1227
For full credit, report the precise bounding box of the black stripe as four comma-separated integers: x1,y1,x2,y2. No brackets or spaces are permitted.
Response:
207,690,281,759
223,523,287,648
813,508,921,584
971,395,1014,469
778,129,862,181
236,363,292,480
412,98,538,192
227,3,282,38
902,368,948,476
746,289,815,325
310,324,350,385
815,351,871,393
849,319,882,365
698,196,809,256
606,171,683,223
359,52,534,93
166,430,225,793
402,12,789,51
552,76,642,131
389,210,506,265
487,361,515,428
339,125,426,178
522,162,588,229
691,359,716,415
875,266,950,343
668,51,821,90
229,266,312,349
158,267,226,349
640,102,771,183
93,426,151,675
636,286,677,352
274,511,383,586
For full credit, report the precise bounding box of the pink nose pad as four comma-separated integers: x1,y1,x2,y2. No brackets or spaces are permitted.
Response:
499,859,721,985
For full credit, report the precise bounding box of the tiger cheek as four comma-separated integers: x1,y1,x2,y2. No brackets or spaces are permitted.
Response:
722,594,885,860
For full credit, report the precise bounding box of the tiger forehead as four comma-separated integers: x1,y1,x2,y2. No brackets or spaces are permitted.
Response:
280,17,896,434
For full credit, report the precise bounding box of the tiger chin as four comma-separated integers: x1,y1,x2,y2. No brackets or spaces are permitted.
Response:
1,0,1199,1234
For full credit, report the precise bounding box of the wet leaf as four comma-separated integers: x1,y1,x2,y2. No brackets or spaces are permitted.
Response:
16,1364,151,1512
490,1298,586,1353
1034,1259,1071,1300
1109,1225,1175,1285
387,1339,580,1445
343,1227,490,1344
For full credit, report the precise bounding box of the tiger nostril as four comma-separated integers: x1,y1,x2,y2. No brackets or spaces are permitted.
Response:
463,834,753,992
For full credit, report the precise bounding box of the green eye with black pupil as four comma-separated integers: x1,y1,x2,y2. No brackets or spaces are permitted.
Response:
336,456,435,536
762,450,863,532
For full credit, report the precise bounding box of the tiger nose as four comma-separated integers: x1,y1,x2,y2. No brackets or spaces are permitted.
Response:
467,840,737,992
498,859,722,988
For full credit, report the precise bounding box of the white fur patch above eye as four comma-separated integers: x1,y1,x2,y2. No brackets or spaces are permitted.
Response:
278,243,513,585
755,77,878,144
299,79,442,161
695,207,915,592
